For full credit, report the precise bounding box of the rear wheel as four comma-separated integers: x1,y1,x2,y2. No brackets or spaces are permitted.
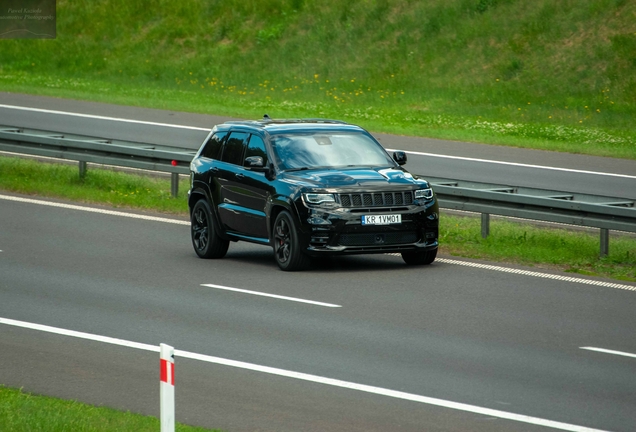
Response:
191,200,229,259
402,248,437,265
273,211,310,271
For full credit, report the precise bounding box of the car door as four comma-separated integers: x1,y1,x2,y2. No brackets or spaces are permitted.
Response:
216,132,270,241
235,134,271,240
216,131,249,235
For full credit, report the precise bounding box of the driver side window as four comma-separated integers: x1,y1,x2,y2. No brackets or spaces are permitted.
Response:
244,135,268,167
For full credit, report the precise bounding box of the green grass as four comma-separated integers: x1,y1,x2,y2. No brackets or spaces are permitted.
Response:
0,386,217,432
0,157,189,215
441,215,636,282
2,155,635,282
1,0,636,159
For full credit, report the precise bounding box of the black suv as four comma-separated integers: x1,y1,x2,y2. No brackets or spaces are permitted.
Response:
188,117,439,271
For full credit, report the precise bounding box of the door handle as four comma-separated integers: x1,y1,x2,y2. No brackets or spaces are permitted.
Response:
235,173,245,179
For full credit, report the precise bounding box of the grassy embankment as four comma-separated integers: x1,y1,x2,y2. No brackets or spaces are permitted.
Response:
1,0,635,158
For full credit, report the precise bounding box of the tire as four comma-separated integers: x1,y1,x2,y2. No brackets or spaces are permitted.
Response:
273,211,310,271
402,248,437,266
191,199,229,259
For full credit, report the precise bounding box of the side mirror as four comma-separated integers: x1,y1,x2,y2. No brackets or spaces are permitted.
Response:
393,151,407,166
244,156,265,168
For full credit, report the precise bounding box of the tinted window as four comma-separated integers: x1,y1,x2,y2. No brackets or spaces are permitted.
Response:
201,131,226,159
221,132,248,165
244,135,268,167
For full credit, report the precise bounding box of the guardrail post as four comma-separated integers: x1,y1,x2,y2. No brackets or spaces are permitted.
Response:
79,161,87,181
481,213,490,239
600,228,609,258
171,173,179,198
160,343,175,432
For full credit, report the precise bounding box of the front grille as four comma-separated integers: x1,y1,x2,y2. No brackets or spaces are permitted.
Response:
339,191,413,208
339,231,418,246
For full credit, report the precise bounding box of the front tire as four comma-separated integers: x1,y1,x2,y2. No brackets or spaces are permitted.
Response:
191,200,229,259
273,211,310,271
402,248,437,265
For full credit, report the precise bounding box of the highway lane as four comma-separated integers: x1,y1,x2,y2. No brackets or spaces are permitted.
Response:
1,194,635,431
2,92,636,200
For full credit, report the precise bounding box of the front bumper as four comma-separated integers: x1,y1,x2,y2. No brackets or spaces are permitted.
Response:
299,200,439,256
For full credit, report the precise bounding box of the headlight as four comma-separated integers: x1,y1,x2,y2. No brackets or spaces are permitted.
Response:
303,193,336,206
415,188,433,200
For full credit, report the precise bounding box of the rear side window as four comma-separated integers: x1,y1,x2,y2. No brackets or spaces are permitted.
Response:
244,135,268,167
201,132,226,159
221,132,248,165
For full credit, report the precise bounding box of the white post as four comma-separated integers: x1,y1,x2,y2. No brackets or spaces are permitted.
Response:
160,343,175,432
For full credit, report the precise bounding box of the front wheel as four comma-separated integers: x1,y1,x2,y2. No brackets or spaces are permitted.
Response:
191,200,229,259
273,211,310,271
402,248,437,266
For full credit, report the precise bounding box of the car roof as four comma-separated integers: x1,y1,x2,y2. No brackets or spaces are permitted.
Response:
215,117,366,135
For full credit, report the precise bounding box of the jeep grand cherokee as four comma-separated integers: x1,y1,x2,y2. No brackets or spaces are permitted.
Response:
188,117,439,271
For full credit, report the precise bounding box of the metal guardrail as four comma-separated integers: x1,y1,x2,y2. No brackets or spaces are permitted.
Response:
428,177,636,256
2,125,635,256
0,125,196,197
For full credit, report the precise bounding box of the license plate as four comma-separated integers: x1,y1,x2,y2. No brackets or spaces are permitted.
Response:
361,214,402,225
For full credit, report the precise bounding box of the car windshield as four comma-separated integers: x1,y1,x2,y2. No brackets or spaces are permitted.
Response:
271,132,394,170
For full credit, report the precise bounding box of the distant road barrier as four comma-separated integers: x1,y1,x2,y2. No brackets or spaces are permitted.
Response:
2,125,635,256
0,125,195,197
429,177,636,257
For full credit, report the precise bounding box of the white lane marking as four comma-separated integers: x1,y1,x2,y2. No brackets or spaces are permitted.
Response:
0,104,210,131
435,258,636,292
1,317,158,352
0,316,608,432
386,148,636,180
581,347,636,359
4,194,634,292
201,284,341,308
0,194,189,225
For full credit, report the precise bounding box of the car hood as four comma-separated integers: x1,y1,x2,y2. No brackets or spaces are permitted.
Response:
281,167,422,188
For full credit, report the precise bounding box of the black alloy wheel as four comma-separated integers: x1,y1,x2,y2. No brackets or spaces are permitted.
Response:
273,211,310,271
401,248,437,265
191,200,229,259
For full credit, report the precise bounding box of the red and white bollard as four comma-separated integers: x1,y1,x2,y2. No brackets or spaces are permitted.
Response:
160,343,175,432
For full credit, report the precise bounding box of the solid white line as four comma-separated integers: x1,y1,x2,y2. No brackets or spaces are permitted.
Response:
436,258,636,292
0,104,210,131
386,148,636,180
0,194,189,225
0,316,608,432
580,347,636,359
0,317,158,352
201,283,341,308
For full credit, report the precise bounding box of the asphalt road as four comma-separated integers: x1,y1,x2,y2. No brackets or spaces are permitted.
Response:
1,194,635,432
1,93,636,431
